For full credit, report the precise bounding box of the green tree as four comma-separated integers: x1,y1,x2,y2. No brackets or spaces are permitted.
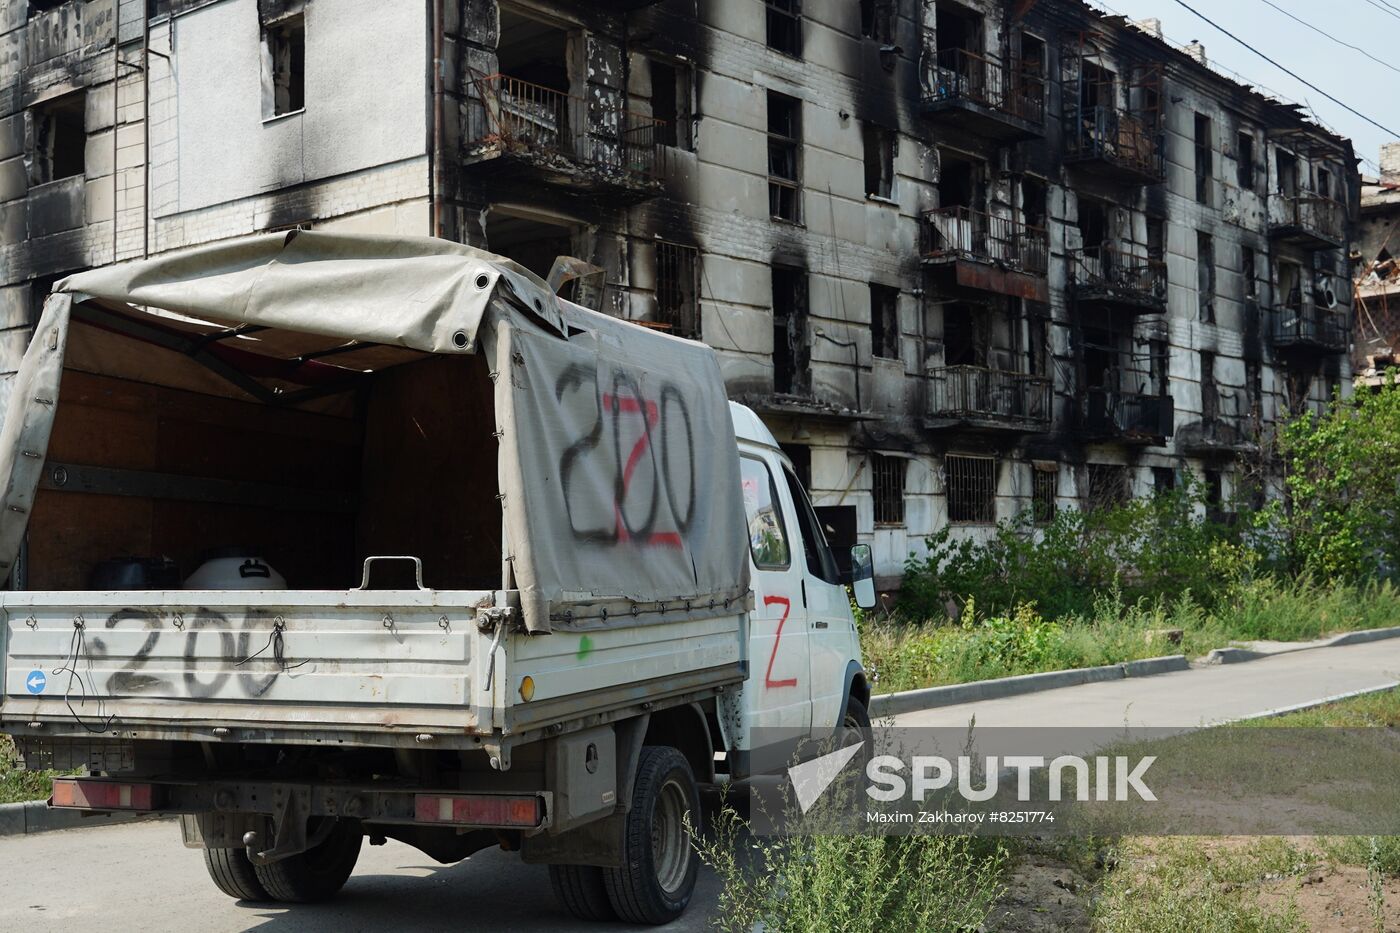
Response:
1279,374,1400,581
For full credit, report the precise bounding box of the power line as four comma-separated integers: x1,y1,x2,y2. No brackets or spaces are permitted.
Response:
1168,0,1400,139
1256,0,1400,77
1361,0,1400,19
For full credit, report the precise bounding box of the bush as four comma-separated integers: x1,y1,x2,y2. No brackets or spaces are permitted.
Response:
900,488,1247,623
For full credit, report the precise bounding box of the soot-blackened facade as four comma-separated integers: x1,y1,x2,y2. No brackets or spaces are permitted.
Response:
0,0,1358,584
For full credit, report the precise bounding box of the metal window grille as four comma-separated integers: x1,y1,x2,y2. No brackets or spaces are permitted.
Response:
656,242,699,339
766,0,801,56
1032,468,1057,525
946,454,995,524
871,454,906,525
1087,464,1128,512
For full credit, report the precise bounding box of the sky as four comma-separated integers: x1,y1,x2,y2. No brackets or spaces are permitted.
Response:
1079,0,1400,175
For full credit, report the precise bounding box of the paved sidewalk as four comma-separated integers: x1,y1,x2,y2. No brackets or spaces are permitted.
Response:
893,636,1400,730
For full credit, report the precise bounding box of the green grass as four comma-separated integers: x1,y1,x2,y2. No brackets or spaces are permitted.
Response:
863,579,1400,695
0,734,59,805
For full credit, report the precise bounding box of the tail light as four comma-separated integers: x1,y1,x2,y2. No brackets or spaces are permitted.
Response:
414,793,542,828
52,778,155,811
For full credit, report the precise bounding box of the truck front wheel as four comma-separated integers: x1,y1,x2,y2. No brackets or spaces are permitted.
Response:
604,745,700,925
252,818,363,903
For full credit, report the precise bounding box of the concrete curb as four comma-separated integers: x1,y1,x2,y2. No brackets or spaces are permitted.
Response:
869,654,1190,717
0,800,164,837
871,623,1400,717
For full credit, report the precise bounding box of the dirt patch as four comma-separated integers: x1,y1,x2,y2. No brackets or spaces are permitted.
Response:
987,854,1093,933
1260,863,1400,933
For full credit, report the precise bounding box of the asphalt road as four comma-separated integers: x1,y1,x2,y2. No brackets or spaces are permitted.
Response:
0,818,721,932
4,640,1398,932
894,636,1400,730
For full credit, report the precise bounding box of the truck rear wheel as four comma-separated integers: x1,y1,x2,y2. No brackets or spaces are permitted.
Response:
203,846,271,901
549,864,618,921
604,745,700,925
252,819,363,903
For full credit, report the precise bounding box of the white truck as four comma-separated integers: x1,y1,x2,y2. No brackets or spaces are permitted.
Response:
0,232,874,925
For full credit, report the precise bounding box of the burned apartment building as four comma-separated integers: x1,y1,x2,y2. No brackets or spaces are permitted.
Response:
1353,143,1400,387
0,0,1358,586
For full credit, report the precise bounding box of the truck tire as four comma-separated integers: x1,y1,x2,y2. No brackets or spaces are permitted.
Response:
549,864,618,921
252,819,363,903
604,745,700,925
844,694,871,732
203,846,271,901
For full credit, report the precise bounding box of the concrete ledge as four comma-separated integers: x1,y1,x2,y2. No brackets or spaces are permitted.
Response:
1327,625,1400,647
869,655,1189,717
0,800,164,837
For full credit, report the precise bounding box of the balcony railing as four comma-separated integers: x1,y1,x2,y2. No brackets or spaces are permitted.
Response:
1081,388,1174,441
466,73,663,184
924,48,1045,129
927,366,1052,430
1269,193,1347,249
1064,104,1164,183
922,207,1049,275
1269,298,1349,353
1068,245,1167,311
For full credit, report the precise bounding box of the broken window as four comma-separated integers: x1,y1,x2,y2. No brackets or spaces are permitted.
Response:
1200,350,1219,420
942,303,983,367
1149,338,1169,395
1242,245,1257,300
946,454,995,524
767,92,802,222
872,453,906,525
860,0,894,42
766,0,802,57
1077,197,1108,256
262,13,305,118
28,91,86,184
1194,112,1213,205
862,122,896,199
1086,463,1128,512
1279,259,1304,309
1152,467,1176,495
869,283,900,360
649,58,693,151
1032,465,1057,525
1082,61,1115,110
1197,231,1215,323
1017,33,1047,108
1317,165,1333,200
1277,150,1299,196
655,241,699,339
26,0,67,14
772,264,809,394
1237,131,1255,191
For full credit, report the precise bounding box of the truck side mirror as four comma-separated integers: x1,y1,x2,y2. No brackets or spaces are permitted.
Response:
849,544,876,610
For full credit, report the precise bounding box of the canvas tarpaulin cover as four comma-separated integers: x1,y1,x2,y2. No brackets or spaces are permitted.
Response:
0,231,749,634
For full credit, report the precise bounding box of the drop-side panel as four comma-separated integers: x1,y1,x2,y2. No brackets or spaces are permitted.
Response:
1,589,492,738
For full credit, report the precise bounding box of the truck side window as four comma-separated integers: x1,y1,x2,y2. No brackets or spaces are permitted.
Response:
783,466,841,584
740,456,790,569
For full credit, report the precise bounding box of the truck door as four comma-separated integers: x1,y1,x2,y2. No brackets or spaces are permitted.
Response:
739,454,812,734
778,464,855,737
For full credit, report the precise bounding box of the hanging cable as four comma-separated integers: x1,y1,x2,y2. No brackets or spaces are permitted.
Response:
1167,0,1400,139
1255,0,1400,76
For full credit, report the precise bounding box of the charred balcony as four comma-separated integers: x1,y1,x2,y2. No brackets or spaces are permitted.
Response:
921,207,1050,302
1268,297,1349,356
1269,194,1347,251
1179,393,1257,458
1069,246,1167,315
1063,105,1165,186
925,366,1052,434
1078,389,1175,445
464,73,664,201
921,48,1046,142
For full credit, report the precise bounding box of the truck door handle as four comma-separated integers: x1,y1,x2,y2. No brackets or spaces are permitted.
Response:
813,620,829,629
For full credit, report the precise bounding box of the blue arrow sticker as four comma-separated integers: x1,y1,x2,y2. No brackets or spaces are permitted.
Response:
25,670,46,695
